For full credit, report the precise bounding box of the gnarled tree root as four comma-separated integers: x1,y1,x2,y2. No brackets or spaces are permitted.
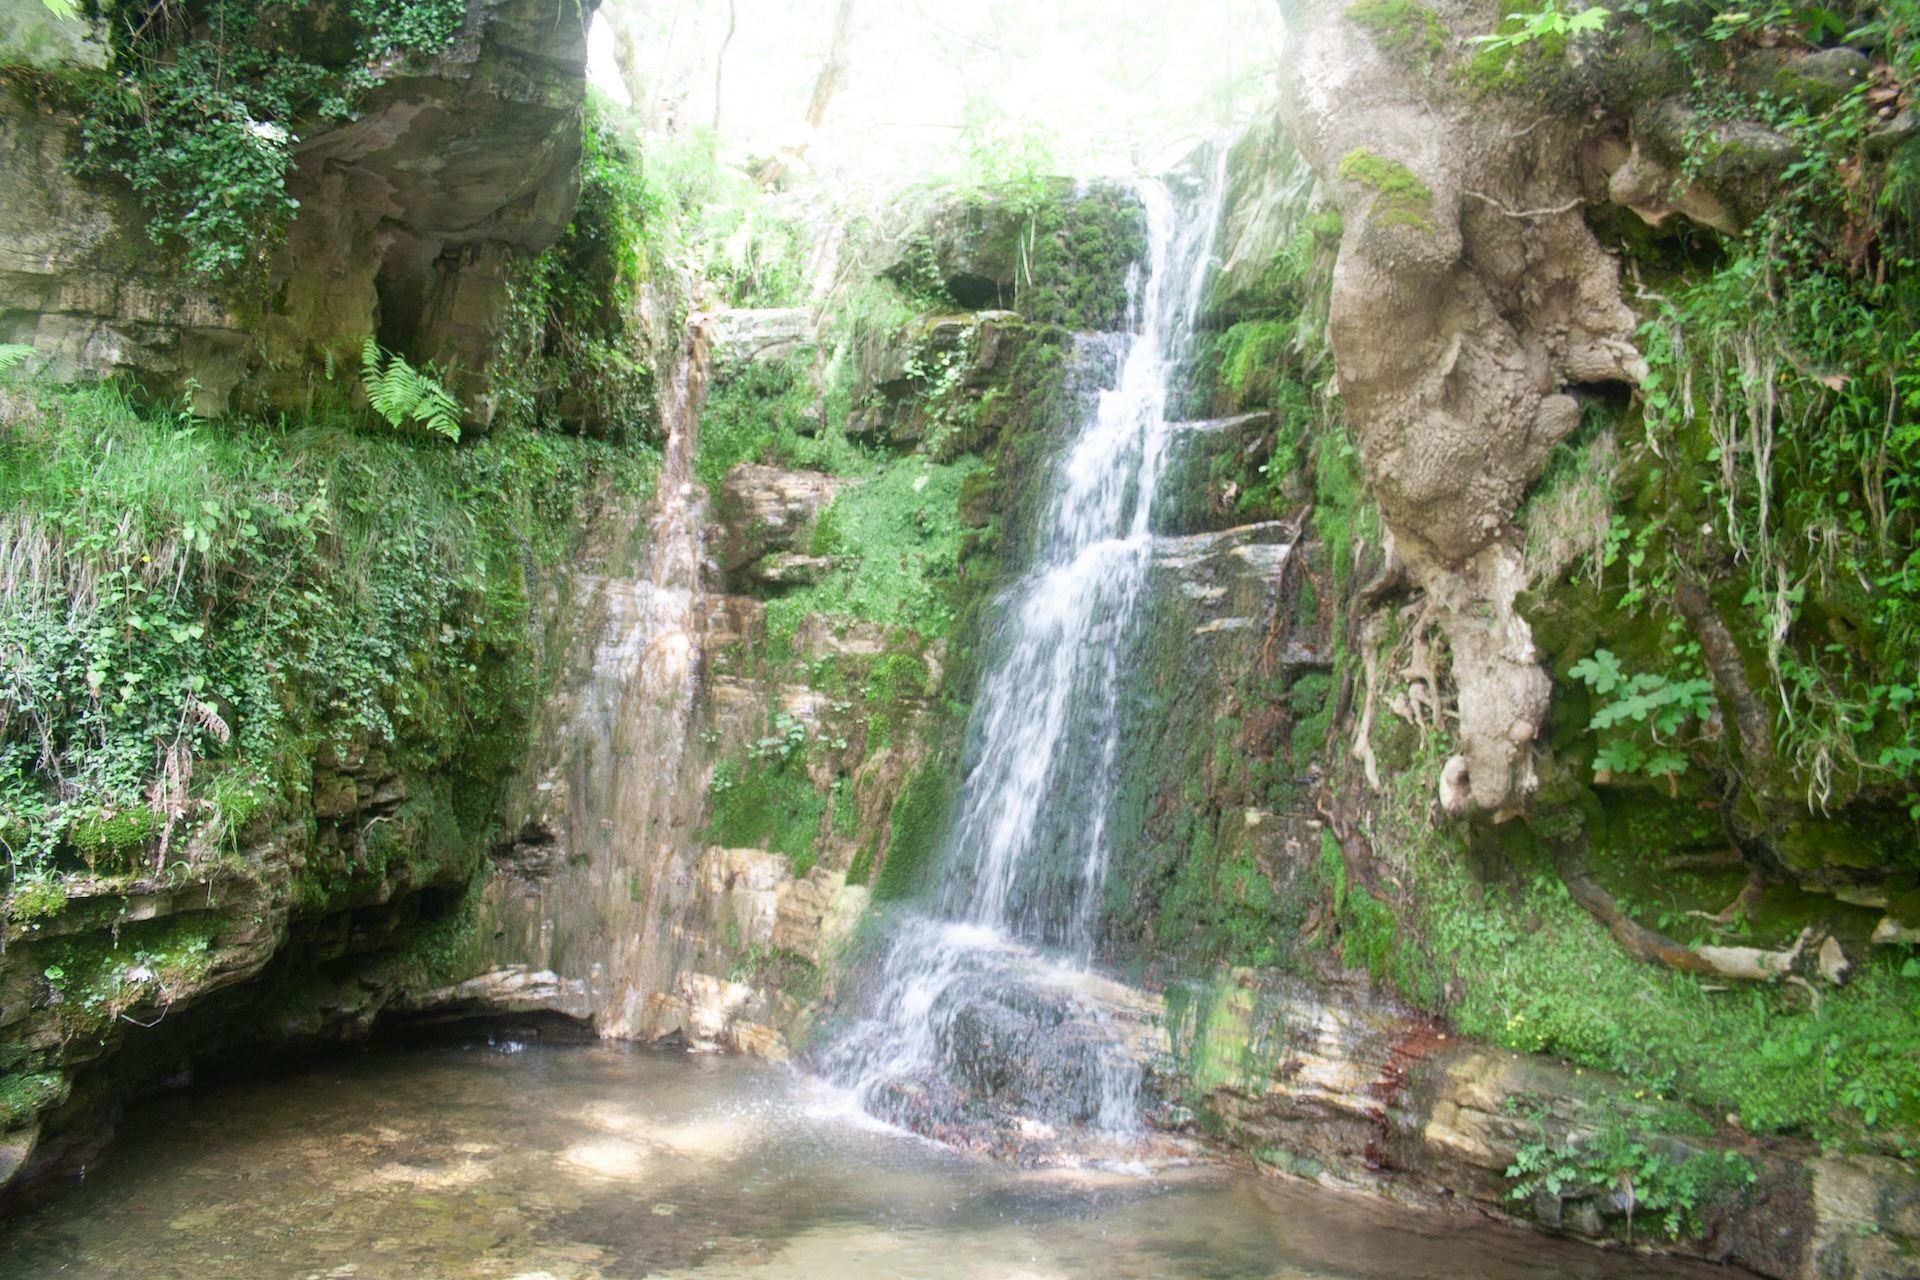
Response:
1555,845,1809,982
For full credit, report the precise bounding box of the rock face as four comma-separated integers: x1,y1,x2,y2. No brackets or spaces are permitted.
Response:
0,0,604,1200
715,464,849,581
1176,975,1920,1280
0,765,487,1192
0,0,594,422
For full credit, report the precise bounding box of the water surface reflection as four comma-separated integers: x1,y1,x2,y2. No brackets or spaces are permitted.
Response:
3,1042,1726,1279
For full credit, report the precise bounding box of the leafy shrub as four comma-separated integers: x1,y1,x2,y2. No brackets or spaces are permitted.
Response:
0,382,655,894
74,0,470,278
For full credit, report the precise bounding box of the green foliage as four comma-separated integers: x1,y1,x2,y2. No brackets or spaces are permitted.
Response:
1346,0,1446,64
360,339,462,441
640,128,808,308
1381,826,1920,1140
1461,0,1607,87
1595,0,1920,810
350,0,466,60
1506,1108,1755,1241
957,102,1061,216
1335,148,1436,232
0,382,654,895
1474,1,1609,54
71,1,468,279
1570,649,1717,781
0,345,34,375
1321,829,1398,977
489,101,658,439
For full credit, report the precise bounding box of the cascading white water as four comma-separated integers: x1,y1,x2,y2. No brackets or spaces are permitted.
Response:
821,160,1227,1140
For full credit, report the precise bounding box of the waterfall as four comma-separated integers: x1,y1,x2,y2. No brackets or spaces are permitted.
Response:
470,312,717,1036
820,159,1228,1140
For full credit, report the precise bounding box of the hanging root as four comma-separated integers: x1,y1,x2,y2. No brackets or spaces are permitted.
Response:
1316,792,1393,906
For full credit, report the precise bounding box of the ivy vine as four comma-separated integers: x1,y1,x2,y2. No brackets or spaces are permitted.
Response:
72,0,468,279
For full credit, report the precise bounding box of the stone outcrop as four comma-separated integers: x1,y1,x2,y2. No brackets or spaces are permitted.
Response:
715,463,849,582
0,759,486,1193
0,0,595,422
1156,960,1920,1280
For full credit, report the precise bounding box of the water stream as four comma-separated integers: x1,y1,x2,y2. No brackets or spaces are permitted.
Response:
820,163,1228,1139
0,1040,1727,1280
476,315,717,1038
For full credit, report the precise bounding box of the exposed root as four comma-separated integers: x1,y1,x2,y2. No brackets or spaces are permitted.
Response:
1353,626,1384,793
1697,928,1814,982
1685,868,1769,925
1554,841,1815,981
1316,791,1393,906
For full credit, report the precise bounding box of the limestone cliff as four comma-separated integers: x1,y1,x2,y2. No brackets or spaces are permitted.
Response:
0,0,595,422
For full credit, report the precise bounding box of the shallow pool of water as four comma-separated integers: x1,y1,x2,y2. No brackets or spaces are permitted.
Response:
3,1041,1726,1279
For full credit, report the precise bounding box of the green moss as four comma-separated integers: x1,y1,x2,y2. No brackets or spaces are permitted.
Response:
705,754,826,875
0,1070,67,1129
763,455,984,645
1336,149,1437,233
69,809,161,857
6,877,67,922
694,356,819,493
1346,0,1445,63
871,753,957,900
1459,0,1576,92
1019,184,1149,332
32,911,225,1039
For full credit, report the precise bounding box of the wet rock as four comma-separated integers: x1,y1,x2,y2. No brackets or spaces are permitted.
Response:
407,966,592,1021
715,465,850,575
727,1021,790,1062
0,1,106,69
771,868,865,963
1775,47,1871,112
1156,413,1277,536
1869,107,1919,158
310,772,359,820
0,1120,39,1187
848,310,1026,444
791,614,893,660
1809,1154,1920,1280
746,553,836,585
701,847,787,950
679,973,759,1048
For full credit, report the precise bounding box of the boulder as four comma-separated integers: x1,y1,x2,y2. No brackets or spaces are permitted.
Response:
705,308,816,370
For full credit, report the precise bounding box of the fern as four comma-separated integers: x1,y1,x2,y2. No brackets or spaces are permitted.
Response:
0,344,35,375
360,338,463,441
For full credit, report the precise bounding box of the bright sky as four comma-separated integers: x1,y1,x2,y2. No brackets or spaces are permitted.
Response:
588,0,1285,181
